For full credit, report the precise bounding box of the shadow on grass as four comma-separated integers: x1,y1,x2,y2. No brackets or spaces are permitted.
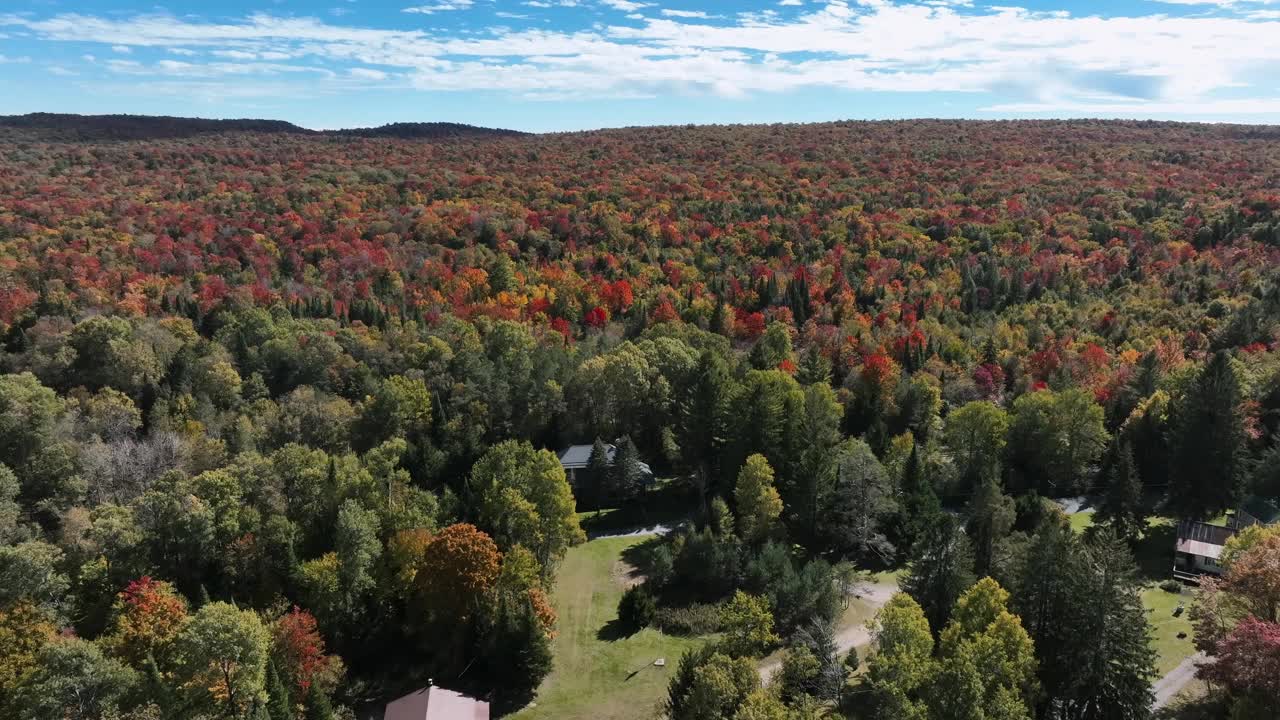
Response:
578,479,697,535
620,536,666,579
1135,519,1178,583
597,618,640,642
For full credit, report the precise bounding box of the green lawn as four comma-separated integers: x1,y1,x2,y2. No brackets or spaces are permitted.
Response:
1142,584,1196,676
512,535,705,720
1069,510,1095,534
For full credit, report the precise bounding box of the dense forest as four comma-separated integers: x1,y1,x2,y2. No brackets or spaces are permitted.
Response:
1,118,1280,720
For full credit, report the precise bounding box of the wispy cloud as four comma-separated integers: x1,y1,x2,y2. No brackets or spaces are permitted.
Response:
403,0,474,13
1,1,1279,115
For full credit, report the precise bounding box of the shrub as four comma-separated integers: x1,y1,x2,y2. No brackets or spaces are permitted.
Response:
1160,579,1184,594
654,603,724,636
617,584,657,630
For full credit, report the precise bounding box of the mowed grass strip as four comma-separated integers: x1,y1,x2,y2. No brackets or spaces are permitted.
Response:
513,535,705,720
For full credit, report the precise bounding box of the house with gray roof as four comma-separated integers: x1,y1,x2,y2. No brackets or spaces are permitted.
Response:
1173,496,1280,583
557,442,653,489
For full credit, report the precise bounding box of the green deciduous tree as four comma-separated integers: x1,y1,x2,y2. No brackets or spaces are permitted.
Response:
469,440,584,568
170,602,271,718
1007,389,1108,496
734,454,783,544
863,593,935,720
720,591,780,657
934,578,1039,719
11,637,139,720
667,647,760,720
944,401,1009,491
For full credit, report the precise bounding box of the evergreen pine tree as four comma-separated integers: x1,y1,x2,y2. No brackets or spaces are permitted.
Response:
902,514,976,635
899,442,941,551
710,299,727,336
678,350,735,514
612,435,645,502
304,689,336,720
966,475,1015,578
1060,530,1157,718
266,660,292,720
587,437,611,509
1170,350,1246,519
1094,437,1146,543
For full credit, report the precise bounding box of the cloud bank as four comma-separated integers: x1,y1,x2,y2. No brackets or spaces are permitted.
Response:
2,0,1279,115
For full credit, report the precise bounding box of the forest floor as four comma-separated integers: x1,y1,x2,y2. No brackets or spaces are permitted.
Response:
511,534,705,720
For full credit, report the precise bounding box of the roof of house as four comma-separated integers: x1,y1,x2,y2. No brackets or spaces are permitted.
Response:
384,686,489,720
1239,496,1280,527
557,444,653,476
558,443,612,470
1176,520,1237,559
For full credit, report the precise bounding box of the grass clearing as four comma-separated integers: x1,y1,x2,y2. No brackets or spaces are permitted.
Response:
1069,510,1095,534
513,535,705,720
1142,583,1196,676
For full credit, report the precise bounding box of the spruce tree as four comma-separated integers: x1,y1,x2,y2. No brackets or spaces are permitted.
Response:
1170,350,1246,519
898,442,941,552
678,350,735,513
612,435,645,502
1094,437,1146,542
966,475,1015,578
902,514,976,635
266,660,292,720
1060,530,1157,718
587,437,611,508
304,689,336,720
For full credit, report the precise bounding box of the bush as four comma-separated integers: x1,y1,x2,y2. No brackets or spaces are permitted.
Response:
1160,579,1184,594
617,584,657,629
654,603,724,636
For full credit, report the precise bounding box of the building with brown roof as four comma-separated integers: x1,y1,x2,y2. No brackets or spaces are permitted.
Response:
383,685,489,720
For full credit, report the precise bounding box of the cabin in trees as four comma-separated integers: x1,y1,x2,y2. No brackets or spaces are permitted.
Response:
1174,497,1280,582
383,685,489,720
557,442,654,489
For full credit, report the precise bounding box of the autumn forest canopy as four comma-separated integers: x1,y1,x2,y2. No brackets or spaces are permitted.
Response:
2,117,1280,719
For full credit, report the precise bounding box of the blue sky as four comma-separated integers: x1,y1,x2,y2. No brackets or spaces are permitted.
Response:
2,0,1280,131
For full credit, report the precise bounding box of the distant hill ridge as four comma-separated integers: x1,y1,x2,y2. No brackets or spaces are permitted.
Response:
0,112,525,142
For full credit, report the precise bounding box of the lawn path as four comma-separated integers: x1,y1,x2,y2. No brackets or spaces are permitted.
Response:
1152,652,1206,710
758,580,899,684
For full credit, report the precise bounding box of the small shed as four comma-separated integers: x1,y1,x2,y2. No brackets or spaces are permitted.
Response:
384,685,489,720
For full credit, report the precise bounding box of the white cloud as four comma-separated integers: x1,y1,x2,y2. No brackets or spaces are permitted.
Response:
660,10,718,18
403,1,474,13
111,44,131,53
1,2,1279,115
780,0,804,5
600,0,650,11
349,67,389,79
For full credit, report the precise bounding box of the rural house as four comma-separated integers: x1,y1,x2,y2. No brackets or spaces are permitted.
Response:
1173,497,1280,582
383,685,489,720
557,442,653,489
